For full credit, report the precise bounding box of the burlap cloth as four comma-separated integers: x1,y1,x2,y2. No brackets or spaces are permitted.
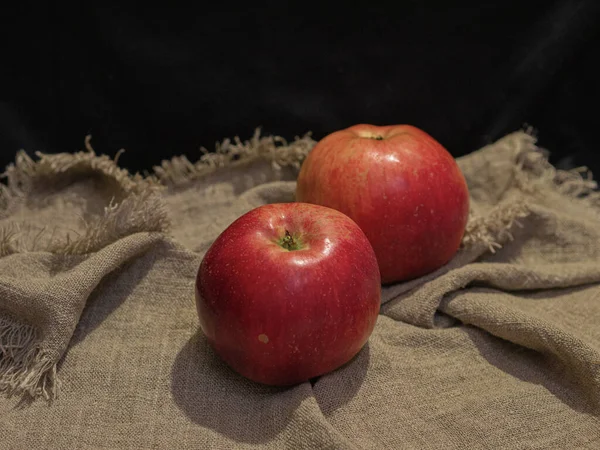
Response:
1,129,599,449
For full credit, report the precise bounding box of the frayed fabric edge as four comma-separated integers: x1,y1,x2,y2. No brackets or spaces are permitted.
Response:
462,199,531,254
0,190,170,257
1,128,315,211
0,191,169,401
460,127,599,254
0,315,59,401
0,140,174,400
0,127,311,255
1,136,163,207
152,127,316,187
54,190,170,255
0,189,169,400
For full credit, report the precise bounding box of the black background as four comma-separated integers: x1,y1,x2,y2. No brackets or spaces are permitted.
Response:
2,2,599,176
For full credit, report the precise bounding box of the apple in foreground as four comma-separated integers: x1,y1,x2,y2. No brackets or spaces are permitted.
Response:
195,202,381,386
296,124,470,284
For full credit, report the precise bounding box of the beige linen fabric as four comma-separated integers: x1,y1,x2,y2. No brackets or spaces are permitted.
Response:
1,129,599,449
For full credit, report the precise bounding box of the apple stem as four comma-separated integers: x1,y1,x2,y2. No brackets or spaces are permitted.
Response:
281,230,297,250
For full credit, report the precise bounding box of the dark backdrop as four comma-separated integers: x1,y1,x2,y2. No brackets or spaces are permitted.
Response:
2,2,600,176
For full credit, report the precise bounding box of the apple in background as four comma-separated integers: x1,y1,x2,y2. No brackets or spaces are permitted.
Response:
195,202,381,386
296,124,469,284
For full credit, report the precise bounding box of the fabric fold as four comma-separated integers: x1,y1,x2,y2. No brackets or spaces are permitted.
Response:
0,138,170,400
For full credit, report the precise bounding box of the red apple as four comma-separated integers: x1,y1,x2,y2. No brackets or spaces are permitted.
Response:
296,124,469,284
195,202,381,386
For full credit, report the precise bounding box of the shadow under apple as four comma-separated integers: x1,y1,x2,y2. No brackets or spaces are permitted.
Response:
170,329,370,445
311,341,371,416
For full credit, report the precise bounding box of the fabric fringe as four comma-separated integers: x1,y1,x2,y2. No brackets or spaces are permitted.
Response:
461,127,599,253
153,127,316,186
0,222,20,257
0,137,173,400
0,192,169,399
0,190,169,259
0,315,58,401
2,135,162,197
0,135,171,257
53,190,170,255
515,136,600,209
462,200,531,254
1,128,315,203
0,135,164,222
